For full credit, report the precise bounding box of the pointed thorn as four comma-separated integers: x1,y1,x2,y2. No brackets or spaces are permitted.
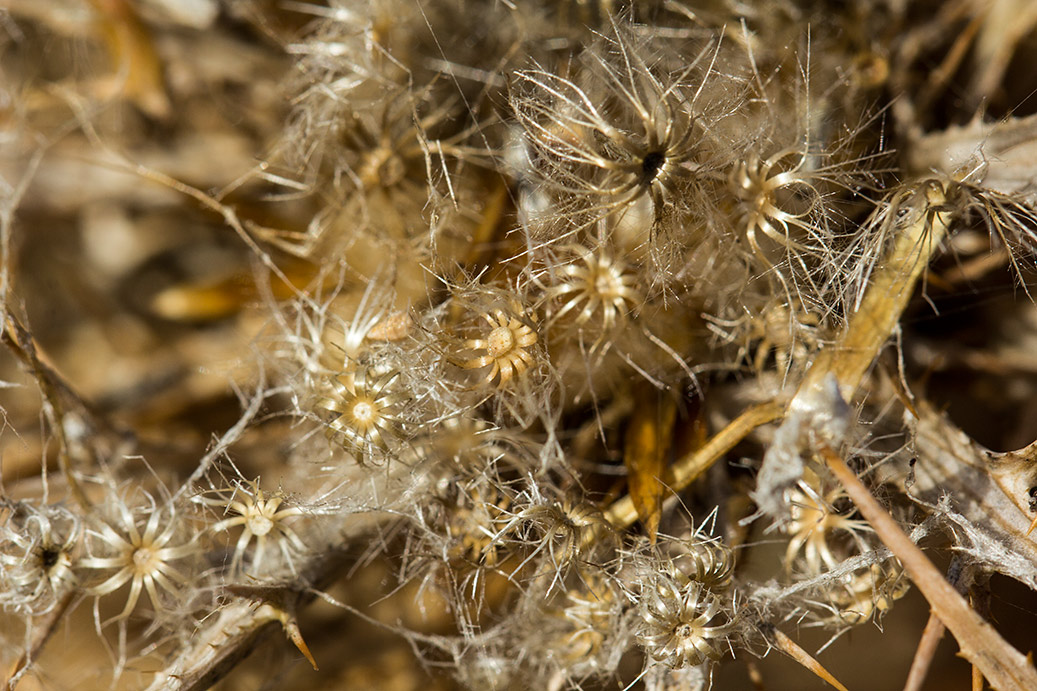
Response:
284,619,319,671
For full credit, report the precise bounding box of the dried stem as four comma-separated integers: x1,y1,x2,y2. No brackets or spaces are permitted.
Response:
797,183,952,402
755,182,956,517
144,481,406,688
5,591,75,690
144,599,281,691
902,611,945,691
1,313,108,511
767,626,849,691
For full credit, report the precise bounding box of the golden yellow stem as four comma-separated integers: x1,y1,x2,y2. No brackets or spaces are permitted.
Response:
797,183,953,403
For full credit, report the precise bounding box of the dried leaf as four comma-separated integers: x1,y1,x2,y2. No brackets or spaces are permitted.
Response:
623,389,677,542
909,112,1037,201
604,401,783,532
673,394,708,459
91,0,171,118
906,401,1037,589
149,261,316,321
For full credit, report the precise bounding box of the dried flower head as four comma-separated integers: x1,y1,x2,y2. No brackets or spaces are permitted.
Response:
525,570,624,681
316,366,405,461
637,573,735,669
194,477,306,577
558,573,621,666
729,148,829,261
460,308,539,388
542,243,642,332
0,503,80,615
441,481,512,568
670,538,735,593
706,299,824,376
783,470,871,577
828,561,909,624
512,27,714,231
494,496,613,590
81,494,197,623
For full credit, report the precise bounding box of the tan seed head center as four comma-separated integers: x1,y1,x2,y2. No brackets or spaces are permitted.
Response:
487,325,515,358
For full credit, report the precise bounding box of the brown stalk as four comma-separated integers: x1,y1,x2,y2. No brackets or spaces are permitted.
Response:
902,612,945,691
767,626,849,691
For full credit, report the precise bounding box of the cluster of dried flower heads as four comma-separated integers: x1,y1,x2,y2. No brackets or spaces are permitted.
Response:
3,1,1037,689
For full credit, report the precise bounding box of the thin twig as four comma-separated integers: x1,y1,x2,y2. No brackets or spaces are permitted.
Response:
768,626,849,691
902,612,945,691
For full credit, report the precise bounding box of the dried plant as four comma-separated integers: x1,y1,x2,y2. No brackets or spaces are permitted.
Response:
4,2,1037,691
